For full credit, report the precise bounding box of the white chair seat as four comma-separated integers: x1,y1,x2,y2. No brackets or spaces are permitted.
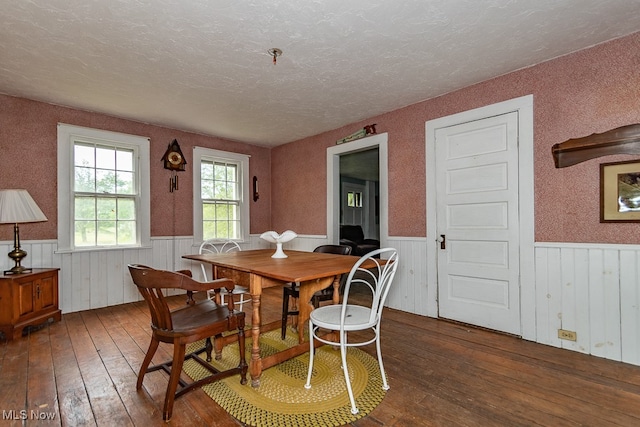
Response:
309,304,374,331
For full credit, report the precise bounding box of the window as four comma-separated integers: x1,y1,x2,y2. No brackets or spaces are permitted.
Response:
193,147,250,243
57,124,150,252
347,191,363,208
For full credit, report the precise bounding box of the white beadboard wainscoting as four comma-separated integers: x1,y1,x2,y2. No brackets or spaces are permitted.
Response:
534,242,640,366
1,237,638,366
0,236,269,315
0,235,423,315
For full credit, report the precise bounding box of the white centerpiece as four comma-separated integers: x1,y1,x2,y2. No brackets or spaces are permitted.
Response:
260,230,298,258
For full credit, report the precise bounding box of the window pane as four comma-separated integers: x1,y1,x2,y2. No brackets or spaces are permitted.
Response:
214,163,226,181
96,169,116,193
216,203,229,220
117,221,136,245
96,220,116,245
75,221,96,246
75,197,95,220
201,179,214,199
203,203,216,220
96,146,116,169
117,198,135,220
202,221,216,240
201,162,213,180
216,220,229,239
226,165,236,181
226,182,236,199
75,144,95,167
97,198,116,220
75,167,95,192
116,148,133,171
214,180,227,199
230,221,239,239
116,171,134,194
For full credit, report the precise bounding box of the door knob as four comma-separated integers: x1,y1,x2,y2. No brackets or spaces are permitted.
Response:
438,234,446,250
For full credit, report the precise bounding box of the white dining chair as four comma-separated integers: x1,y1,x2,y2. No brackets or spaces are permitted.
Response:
199,239,251,310
304,247,399,414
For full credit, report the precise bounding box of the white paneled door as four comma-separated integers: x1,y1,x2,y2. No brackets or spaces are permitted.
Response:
435,111,521,335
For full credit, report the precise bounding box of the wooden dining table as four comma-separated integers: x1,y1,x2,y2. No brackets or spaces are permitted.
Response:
182,248,365,387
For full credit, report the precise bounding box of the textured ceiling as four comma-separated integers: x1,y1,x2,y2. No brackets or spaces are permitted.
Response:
2,1,640,147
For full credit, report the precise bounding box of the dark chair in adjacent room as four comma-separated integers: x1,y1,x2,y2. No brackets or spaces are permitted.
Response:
128,264,247,421
339,224,380,256
281,244,352,339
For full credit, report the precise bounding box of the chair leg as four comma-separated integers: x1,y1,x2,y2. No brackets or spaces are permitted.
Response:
163,343,186,421
185,290,196,306
205,337,213,362
213,334,224,361
339,332,359,415
304,320,315,389
281,287,290,340
237,324,248,385
137,336,160,390
375,327,390,391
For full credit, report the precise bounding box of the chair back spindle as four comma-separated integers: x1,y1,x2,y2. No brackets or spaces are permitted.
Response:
341,249,398,328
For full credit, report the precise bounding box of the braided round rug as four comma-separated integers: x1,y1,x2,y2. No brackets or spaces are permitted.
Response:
183,329,387,426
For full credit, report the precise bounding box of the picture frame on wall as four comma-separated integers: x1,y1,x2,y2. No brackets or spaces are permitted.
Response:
600,160,640,222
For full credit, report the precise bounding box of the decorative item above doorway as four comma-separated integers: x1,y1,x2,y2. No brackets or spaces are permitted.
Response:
600,159,640,222
336,124,377,145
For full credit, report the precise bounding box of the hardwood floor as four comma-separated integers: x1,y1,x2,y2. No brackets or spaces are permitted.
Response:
1,286,640,426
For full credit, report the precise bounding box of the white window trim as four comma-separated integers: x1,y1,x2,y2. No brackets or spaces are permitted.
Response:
193,146,250,244
56,123,151,253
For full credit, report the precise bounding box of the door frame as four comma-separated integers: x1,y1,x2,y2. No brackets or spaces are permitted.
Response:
327,132,388,247
425,95,536,340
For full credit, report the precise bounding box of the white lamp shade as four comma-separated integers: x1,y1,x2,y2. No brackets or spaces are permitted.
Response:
0,189,48,224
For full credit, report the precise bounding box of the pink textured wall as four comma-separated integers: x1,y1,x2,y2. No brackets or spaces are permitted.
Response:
0,96,271,240
3,32,639,244
272,31,640,243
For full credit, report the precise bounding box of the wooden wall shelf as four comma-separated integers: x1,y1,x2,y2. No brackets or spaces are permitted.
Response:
552,123,640,168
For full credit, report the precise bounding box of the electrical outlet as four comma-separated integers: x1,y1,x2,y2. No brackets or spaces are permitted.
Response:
558,329,577,341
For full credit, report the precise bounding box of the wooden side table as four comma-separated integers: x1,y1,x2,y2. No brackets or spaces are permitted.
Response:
0,268,61,340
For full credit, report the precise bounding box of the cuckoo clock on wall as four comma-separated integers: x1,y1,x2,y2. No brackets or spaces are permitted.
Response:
161,139,186,192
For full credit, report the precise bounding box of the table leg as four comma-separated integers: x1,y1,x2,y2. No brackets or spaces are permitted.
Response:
297,276,336,343
332,275,340,305
249,276,263,387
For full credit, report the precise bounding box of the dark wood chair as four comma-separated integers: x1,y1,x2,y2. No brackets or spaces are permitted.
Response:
281,244,352,339
128,264,248,421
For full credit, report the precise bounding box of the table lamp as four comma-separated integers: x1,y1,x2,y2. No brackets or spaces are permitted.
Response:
0,189,48,275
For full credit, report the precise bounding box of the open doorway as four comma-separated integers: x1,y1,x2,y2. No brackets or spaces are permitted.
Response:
340,148,379,240
327,133,388,247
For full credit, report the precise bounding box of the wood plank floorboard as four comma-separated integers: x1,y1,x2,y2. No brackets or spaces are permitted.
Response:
1,287,639,426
